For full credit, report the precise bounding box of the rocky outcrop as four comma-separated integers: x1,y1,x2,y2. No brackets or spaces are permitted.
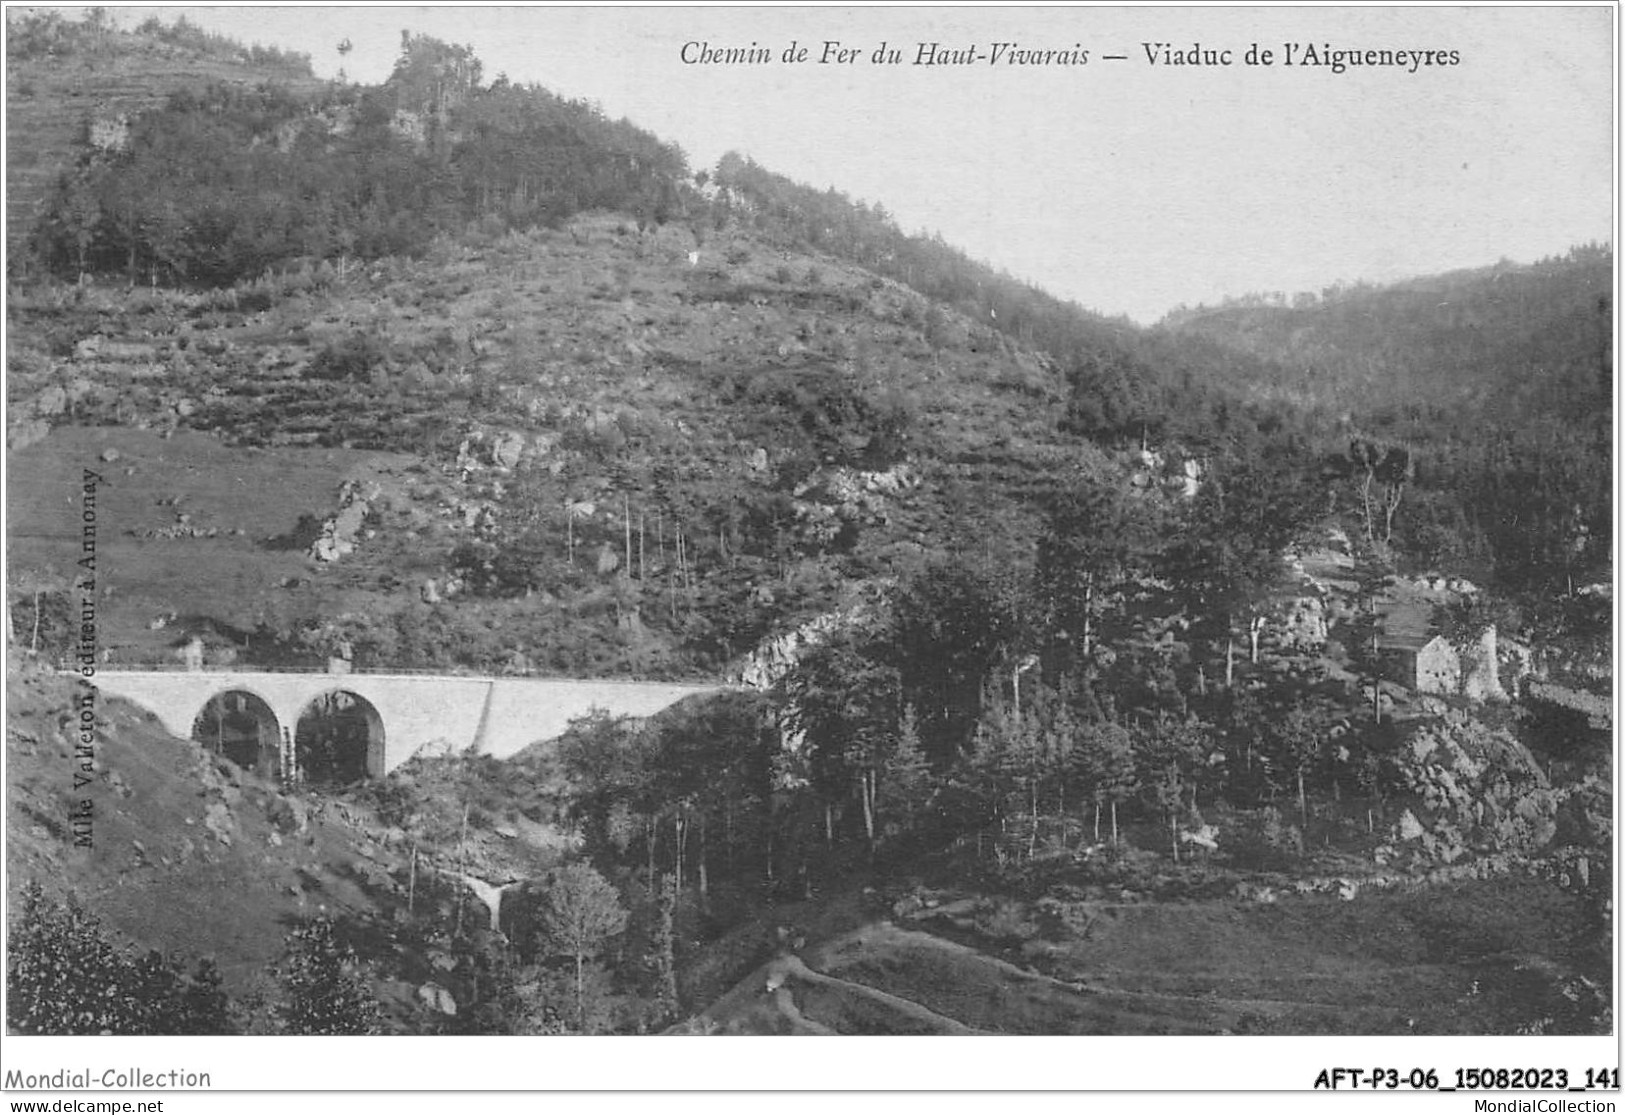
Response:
790,464,919,546
417,982,457,1015
455,427,533,472
1274,594,1328,651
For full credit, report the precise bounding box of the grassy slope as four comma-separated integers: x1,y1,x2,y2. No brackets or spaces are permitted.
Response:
6,662,389,992
5,658,579,1029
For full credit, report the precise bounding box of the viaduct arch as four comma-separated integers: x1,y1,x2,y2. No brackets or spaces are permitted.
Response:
191,688,281,776
293,688,387,784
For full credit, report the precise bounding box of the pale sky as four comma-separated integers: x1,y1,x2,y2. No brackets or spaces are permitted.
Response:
41,4,1618,323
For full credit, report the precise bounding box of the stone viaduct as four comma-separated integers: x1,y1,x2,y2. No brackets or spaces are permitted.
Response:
88,669,728,781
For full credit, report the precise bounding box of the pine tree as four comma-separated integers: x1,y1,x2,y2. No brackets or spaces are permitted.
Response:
1076,720,1136,845
1038,476,1156,664
1274,700,1323,829
1138,716,1213,861
653,872,680,1021
878,704,933,839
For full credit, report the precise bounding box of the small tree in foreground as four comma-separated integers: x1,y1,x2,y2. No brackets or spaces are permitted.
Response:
877,705,934,842
534,863,629,1032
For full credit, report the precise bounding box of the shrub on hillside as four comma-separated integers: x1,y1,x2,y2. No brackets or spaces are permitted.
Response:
1223,807,1304,870
973,898,1039,944
307,332,390,383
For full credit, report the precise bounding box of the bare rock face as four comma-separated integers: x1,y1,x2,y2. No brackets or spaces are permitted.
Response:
735,610,852,690
308,481,371,562
267,795,309,836
1381,711,1554,868
203,801,235,847
1460,625,1508,703
333,500,368,544
309,530,350,562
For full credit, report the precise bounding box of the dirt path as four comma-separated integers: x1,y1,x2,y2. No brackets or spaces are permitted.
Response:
689,920,1219,1035
685,865,1602,1036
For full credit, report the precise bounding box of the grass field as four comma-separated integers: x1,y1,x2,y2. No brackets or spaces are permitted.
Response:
8,426,413,661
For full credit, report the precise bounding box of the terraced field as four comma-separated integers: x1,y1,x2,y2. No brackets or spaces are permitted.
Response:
686,878,1606,1036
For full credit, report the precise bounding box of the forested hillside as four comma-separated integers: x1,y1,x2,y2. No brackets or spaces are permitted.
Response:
5,10,320,264
20,31,685,286
13,10,1611,605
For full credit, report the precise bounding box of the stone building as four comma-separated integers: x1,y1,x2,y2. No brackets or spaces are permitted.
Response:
1379,633,1460,695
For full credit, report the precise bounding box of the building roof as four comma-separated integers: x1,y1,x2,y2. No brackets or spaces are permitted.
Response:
1377,599,1435,640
